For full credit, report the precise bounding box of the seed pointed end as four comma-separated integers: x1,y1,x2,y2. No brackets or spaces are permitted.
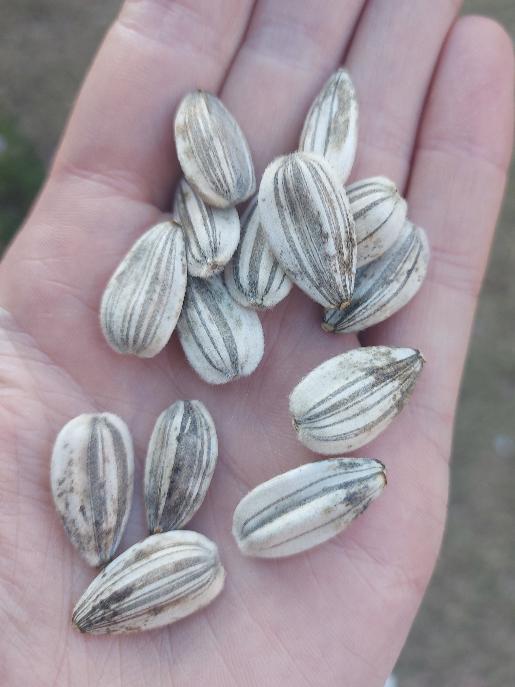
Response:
321,321,335,333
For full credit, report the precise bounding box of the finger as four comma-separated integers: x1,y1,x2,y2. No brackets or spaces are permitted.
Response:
362,15,514,456
50,0,256,208
214,0,368,366
220,0,367,175
0,0,255,355
345,0,462,187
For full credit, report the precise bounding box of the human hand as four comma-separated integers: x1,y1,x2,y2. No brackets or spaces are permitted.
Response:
0,1,513,685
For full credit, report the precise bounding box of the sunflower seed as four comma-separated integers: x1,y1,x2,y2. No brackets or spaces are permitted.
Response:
177,274,264,384
299,68,358,185
72,531,225,634
50,413,134,567
323,221,430,333
100,220,187,358
258,152,356,309
347,176,407,268
290,346,424,454
233,458,386,558
174,90,255,208
173,178,240,278
145,400,218,533
224,196,292,309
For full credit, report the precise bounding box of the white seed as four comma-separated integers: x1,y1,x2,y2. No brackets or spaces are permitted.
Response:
50,413,134,567
177,274,264,384
174,90,255,208
100,220,187,358
224,196,292,309
259,152,356,309
173,178,240,278
347,176,407,268
233,458,386,558
290,346,424,454
299,68,358,185
72,531,225,634
145,400,218,533
323,221,430,333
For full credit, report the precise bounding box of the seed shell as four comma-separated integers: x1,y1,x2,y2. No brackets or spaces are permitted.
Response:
72,531,225,634
299,68,358,185
173,178,240,278
347,176,407,268
233,458,386,558
174,90,255,208
224,196,292,309
290,346,424,454
50,413,134,567
177,274,264,384
258,152,356,309
145,400,218,533
323,221,430,333
100,220,187,358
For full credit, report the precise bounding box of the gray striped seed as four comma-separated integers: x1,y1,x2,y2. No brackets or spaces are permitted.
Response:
175,90,255,208
299,68,358,185
177,274,264,385
233,458,386,558
258,152,356,309
290,347,424,454
224,196,292,309
100,220,187,358
173,178,240,278
347,176,407,268
145,400,218,533
73,531,225,634
50,413,134,567
323,221,430,333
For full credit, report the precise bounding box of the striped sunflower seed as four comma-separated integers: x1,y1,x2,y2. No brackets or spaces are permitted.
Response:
100,220,187,358
50,413,134,567
290,346,424,454
145,400,218,533
233,458,386,558
177,274,264,384
173,178,240,278
299,68,358,185
224,196,292,309
72,531,225,634
258,152,356,309
174,90,255,208
347,176,407,268
323,221,430,333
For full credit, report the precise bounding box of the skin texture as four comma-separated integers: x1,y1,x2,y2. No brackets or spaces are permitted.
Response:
0,1,512,686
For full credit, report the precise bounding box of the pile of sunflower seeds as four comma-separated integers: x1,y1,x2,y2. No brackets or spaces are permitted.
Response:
50,68,429,635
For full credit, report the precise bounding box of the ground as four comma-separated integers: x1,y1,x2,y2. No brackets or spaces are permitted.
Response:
0,1,513,684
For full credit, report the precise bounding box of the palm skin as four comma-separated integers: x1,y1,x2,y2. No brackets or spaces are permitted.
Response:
0,1,513,685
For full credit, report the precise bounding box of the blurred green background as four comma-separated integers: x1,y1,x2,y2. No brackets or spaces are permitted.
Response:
0,1,513,684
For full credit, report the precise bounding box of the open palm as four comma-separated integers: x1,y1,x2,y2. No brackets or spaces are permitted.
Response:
0,1,513,685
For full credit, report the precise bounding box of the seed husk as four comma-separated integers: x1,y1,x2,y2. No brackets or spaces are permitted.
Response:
174,90,255,208
258,152,356,309
290,346,424,454
347,176,407,268
145,400,218,533
233,458,386,558
173,178,240,278
323,221,430,333
177,274,264,384
100,220,187,358
50,413,134,567
224,196,292,309
299,68,358,185
72,531,225,634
